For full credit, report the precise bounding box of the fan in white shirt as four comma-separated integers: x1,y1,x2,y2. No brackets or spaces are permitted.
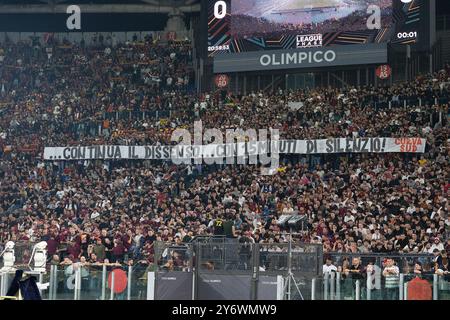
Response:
344,211,355,223
323,258,337,275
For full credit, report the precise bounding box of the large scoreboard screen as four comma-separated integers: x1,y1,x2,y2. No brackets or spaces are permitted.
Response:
207,0,431,56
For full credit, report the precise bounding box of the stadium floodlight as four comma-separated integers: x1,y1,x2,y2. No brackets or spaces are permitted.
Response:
0,241,16,272
28,241,47,273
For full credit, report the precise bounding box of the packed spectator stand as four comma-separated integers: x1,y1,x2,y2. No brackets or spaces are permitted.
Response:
0,36,448,296
230,0,393,39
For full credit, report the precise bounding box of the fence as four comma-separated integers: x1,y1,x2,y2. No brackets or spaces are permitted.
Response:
316,252,445,300
1,241,449,300
315,272,450,301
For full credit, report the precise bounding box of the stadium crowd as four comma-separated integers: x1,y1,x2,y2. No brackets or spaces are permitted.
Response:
0,36,449,277
230,1,393,39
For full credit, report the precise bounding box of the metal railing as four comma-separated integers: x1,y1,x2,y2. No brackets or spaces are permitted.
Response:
314,271,450,301
1,241,449,300
325,252,436,273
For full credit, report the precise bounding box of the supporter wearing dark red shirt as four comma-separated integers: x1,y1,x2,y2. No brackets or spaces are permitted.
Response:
122,230,133,251
111,239,125,263
67,241,81,261
46,235,60,256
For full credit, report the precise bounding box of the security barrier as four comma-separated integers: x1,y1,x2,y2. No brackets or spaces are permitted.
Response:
1,241,449,300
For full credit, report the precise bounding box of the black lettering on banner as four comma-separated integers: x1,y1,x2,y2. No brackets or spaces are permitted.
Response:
97,145,105,159
193,146,201,159
155,146,162,159
244,142,248,157
257,141,268,155
228,143,233,158
225,144,232,160
88,146,95,158
247,141,256,156
271,140,279,154
279,141,288,153
177,146,185,159
163,146,170,159
71,147,78,159
325,139,333,153
63,147,71,159
345,138,352,153
45,138,427,161
236,143,246,158
361,138,369,152
373,138,381,152
248,142,258,164
114,146,121,159
169,146,176,160
214,145,222,158
352,138,361,152
131,146,138,159
336,138,344,152
77,146,85,159
288,140,296,153
181,146,192,159
145,146,153,159
306,140,315,154
280,140,292,153
107,146,115,158
221,145,226,158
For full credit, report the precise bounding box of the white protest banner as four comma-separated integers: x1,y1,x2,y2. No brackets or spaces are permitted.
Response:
288,102,304,110
43,138,426,161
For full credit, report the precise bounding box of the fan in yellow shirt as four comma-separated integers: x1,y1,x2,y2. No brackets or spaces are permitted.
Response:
277,166,287,173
